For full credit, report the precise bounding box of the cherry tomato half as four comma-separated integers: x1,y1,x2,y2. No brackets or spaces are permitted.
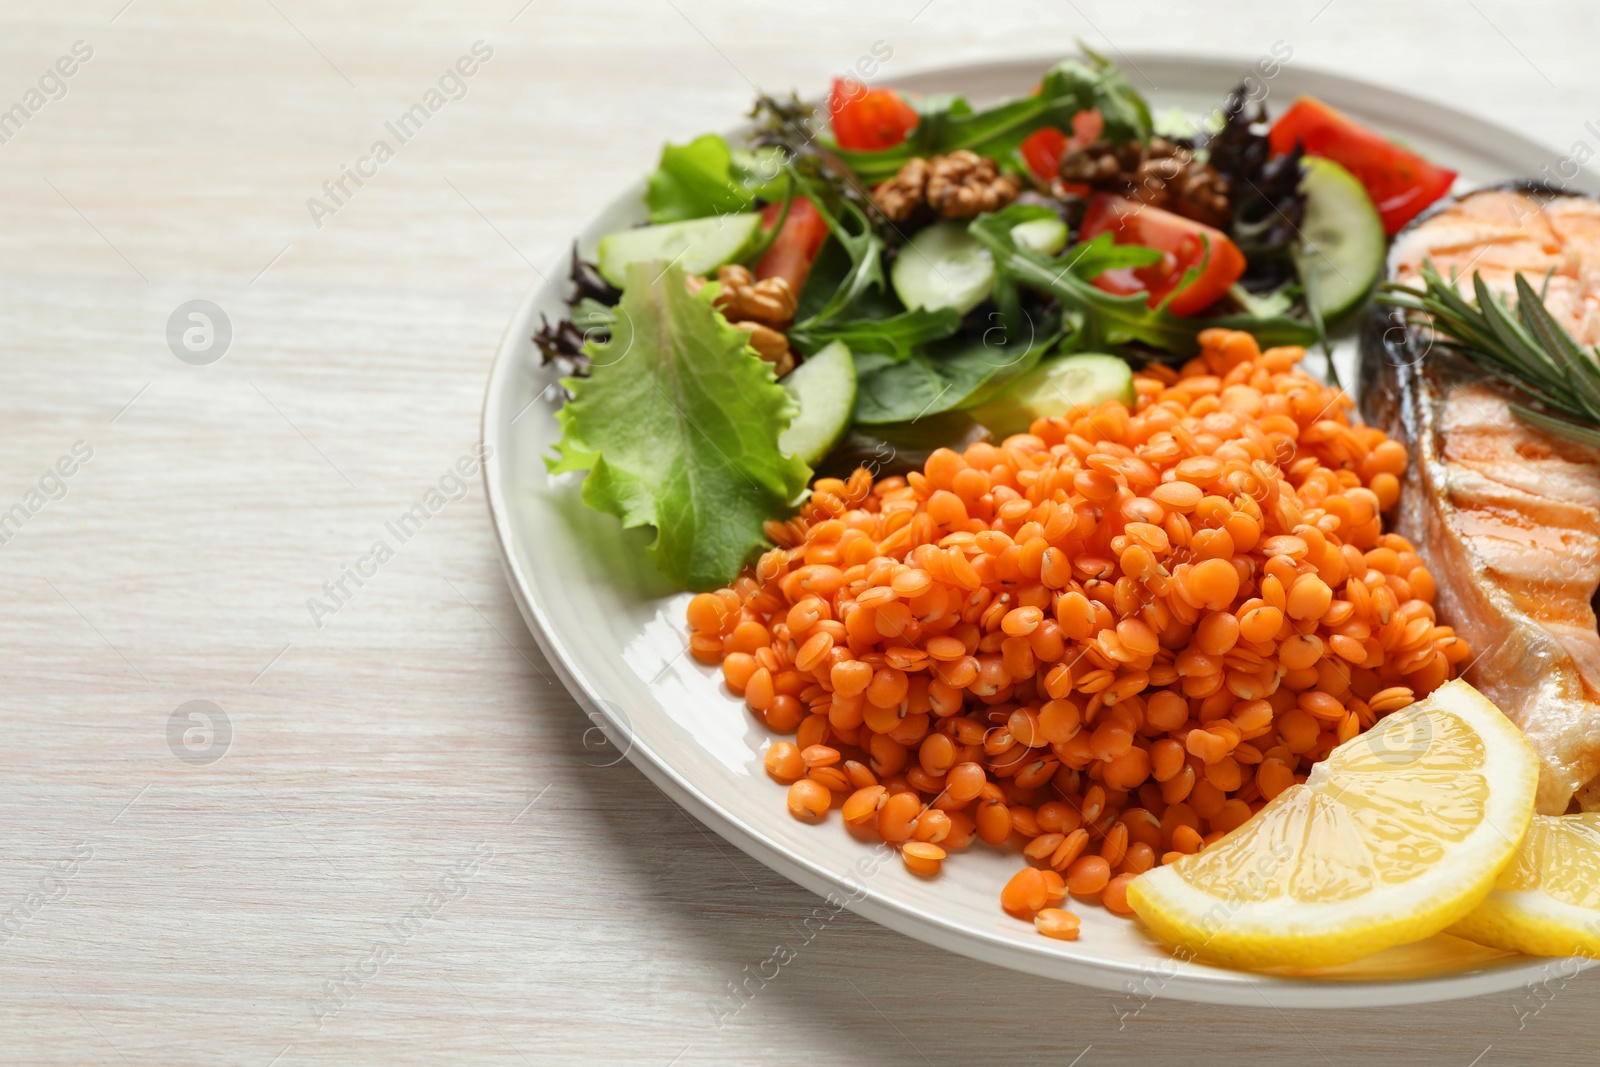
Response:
1019,108,1105,182
1079,193,1246,317
829,79,920,151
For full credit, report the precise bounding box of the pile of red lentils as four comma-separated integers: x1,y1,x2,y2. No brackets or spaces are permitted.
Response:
686,329,1466,940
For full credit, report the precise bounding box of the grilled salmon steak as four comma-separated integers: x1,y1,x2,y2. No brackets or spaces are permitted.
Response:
1391,187,1600,346
1367,186,1600,814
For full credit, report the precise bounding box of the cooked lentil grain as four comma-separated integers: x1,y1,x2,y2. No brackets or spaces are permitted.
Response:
694,331,1461,942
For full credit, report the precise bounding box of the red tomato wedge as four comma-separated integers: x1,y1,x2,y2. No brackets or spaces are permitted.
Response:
1079,194,1246,316
1268,96,1457,234
1020,108,1105,181
829,79,920,151
755,197,830,295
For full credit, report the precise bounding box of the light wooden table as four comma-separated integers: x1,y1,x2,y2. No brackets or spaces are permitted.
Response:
3,1,1596,1062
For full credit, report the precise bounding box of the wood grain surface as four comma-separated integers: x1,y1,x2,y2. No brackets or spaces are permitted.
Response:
3,1,1597,1063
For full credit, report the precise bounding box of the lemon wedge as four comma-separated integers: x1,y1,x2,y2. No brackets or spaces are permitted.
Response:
1450,813,1600,957
1127,679,1539,970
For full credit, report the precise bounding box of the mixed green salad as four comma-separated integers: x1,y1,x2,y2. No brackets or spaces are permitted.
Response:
538,55,1455,591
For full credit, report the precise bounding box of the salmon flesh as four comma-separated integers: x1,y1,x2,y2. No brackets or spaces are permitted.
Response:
1364,186,1600,814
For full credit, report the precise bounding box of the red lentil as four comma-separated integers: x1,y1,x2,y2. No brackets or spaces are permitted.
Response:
1034,907,1082,940
764,742,803,782
1002,867,1050,917
903,842,946,875
694,331,1462,943
787,780,830,821
1102,873,1137,915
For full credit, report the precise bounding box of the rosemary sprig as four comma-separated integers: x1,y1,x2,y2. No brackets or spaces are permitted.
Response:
1378,264,1600,447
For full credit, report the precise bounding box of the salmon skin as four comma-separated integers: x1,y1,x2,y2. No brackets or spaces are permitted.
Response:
1362,182,1600,815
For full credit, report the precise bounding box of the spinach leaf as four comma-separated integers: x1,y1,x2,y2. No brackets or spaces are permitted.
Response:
791,238,854,324
852,313,1062,425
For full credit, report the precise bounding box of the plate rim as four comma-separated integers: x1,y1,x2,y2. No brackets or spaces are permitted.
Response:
480,50,1590,1007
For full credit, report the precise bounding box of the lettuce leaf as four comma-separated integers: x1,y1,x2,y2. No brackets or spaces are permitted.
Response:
645,134,788,223
547,262,811,590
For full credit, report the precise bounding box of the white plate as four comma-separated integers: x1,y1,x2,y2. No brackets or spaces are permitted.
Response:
482,53,1590,1007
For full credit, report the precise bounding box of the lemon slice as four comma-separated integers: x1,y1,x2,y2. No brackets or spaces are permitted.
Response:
1127,679,1539,970
1450,813,1600,957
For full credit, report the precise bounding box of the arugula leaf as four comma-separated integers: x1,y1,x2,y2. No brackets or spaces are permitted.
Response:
1227,281,1297,320
1066,44,1152,146
787,305,961,362
969,205,1318,356
646,134,788,223
547,262,811,590
852,314,1062,424
788,169,888,329
1291,244,1337,387
1053,229,1166,278
831,53,1153,183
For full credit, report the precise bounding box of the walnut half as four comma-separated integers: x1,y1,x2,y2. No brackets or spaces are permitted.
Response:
924,150,1021,218
684,268,795,376
737,321,795,377
872,150,1021,223
1058,137,1231,228
872,157,930,223
712,264,796,376
711,264,796,328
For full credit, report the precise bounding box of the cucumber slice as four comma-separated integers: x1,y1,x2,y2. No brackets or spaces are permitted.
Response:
1011,217,1068,257
1296,157,1385,323
778,341,857,466
596,213,763,289
891,221,995,316
967,353,1133,438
